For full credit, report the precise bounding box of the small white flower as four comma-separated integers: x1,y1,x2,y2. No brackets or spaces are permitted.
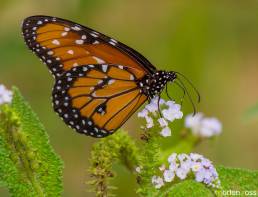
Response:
166,100,176,107
162,103,183,122
176,167,188,180
0,85,12,105
152,153,220,189
190,153,203,161
169,161,178,171
200,118,222,137
151,176,164,189
180,161,191,174
138,97,183,136
177,153,190,162
145,102,158,113
135,166,142,173
191,162,202,172
185,113,203,134
137,109,148,118
185,113,222,138
159,164,166,171
158,97,165,105
146,116,154,128
195,169,205,182
158,118,168,127
168,153,177,163
163,170,175,182
160,127,171,137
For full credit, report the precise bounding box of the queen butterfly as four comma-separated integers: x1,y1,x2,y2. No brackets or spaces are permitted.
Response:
22,15,200,138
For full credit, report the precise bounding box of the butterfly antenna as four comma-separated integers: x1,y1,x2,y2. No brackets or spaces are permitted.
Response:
165,84,173,101
176,78,197,115
174,81,186,106
157,96,163,118
174,71,201,103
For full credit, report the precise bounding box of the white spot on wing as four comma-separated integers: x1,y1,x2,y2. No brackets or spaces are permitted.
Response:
64,27,70,31
108,79,115,85
47,51,54,55
67,50,74,55
93,40,99,44
90,33,98,37
93,56,105,64
102,65,108,72
75,39,84,45
61,32,68,37
52,39,60,45
109,41,116,46
110,38,118,43
72,26,81,31
97,80,103,84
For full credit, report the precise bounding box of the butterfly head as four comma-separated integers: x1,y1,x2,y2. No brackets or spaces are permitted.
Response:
139,71,177,99
141,70,200,114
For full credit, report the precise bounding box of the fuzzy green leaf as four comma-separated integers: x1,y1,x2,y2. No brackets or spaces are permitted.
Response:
0,87,63,197
158,166,258,196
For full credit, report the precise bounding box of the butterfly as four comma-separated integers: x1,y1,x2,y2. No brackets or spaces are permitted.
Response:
22,15,200,138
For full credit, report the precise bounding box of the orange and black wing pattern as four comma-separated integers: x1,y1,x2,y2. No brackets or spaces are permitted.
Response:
22,15,155,137
22,15,156,78
53,64,147,137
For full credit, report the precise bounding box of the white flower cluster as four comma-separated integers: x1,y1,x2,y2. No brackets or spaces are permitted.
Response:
0,84,12,105
152,153,221,189
138,97,183,137
185,113,222,138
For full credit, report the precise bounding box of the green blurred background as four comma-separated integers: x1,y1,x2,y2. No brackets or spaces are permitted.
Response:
0,0,258,196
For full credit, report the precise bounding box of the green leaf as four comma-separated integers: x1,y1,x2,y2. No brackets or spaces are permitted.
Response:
158,166,258,196
216,166,258,195
0,87,63,197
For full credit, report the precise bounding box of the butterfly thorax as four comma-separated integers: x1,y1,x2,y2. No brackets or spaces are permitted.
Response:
139,71,176,99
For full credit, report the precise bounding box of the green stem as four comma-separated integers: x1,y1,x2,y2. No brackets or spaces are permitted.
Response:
13,133,44,197
137,127,163,196
1,107,44,196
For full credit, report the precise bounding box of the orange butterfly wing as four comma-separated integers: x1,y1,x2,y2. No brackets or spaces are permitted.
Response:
53,64,147,137
22,15,155,78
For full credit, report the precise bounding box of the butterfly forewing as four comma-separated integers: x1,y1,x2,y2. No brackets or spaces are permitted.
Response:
22,15,155,78
53,64,147,137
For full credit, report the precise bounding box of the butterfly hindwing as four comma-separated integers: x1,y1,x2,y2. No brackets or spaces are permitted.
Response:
22,15,155,78
53,64,147,137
